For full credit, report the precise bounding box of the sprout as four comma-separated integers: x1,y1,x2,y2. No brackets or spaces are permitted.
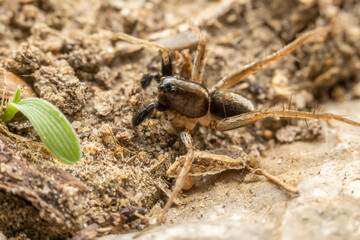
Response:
2,86,81,164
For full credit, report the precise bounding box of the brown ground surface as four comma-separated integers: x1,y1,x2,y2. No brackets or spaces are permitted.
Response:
0,0,360,239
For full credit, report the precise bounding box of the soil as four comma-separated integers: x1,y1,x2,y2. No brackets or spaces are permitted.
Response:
0,0,360,239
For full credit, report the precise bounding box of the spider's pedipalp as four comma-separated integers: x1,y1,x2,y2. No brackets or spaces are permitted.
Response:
212,26,331,91
132,101,160,127
140,72,162,89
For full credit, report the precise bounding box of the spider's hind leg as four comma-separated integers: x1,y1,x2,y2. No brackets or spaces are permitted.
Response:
214,109,360,131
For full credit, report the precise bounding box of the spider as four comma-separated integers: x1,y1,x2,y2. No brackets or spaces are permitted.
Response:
112,25,360,226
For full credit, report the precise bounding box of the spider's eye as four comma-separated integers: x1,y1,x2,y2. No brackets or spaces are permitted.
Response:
159,82,178,93
166,84,177,93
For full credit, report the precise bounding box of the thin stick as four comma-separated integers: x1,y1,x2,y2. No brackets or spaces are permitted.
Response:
97,226,114,233
158,131,194,223
246,165,298,193
134,132,194,238
154,178,182,206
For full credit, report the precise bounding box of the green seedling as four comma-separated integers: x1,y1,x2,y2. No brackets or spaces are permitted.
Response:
2,86,81,164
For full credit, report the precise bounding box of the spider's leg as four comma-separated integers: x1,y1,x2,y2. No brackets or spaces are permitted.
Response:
112,32,172,76
113,32,169,53
158,131,194,223
212,27,330,90
214,109,360,131
161,51,173,76
189,24,206,83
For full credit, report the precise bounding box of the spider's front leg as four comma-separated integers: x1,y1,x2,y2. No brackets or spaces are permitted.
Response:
139,46,173,95
140,51,173,89
189,24,206,83
161,51,173,76
113,31,173,85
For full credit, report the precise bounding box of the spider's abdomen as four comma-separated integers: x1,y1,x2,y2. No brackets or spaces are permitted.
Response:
158,77,210,118
210,89,254,118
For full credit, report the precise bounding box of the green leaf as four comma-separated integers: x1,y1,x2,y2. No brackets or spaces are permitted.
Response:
1,86,22,122
11,86,21,104
2,103,20,123
7,98,81,164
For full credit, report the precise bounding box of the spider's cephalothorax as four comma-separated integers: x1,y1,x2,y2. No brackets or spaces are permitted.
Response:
158,77,210,118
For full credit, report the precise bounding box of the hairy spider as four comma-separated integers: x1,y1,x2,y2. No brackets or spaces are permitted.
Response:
112,25,360,226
